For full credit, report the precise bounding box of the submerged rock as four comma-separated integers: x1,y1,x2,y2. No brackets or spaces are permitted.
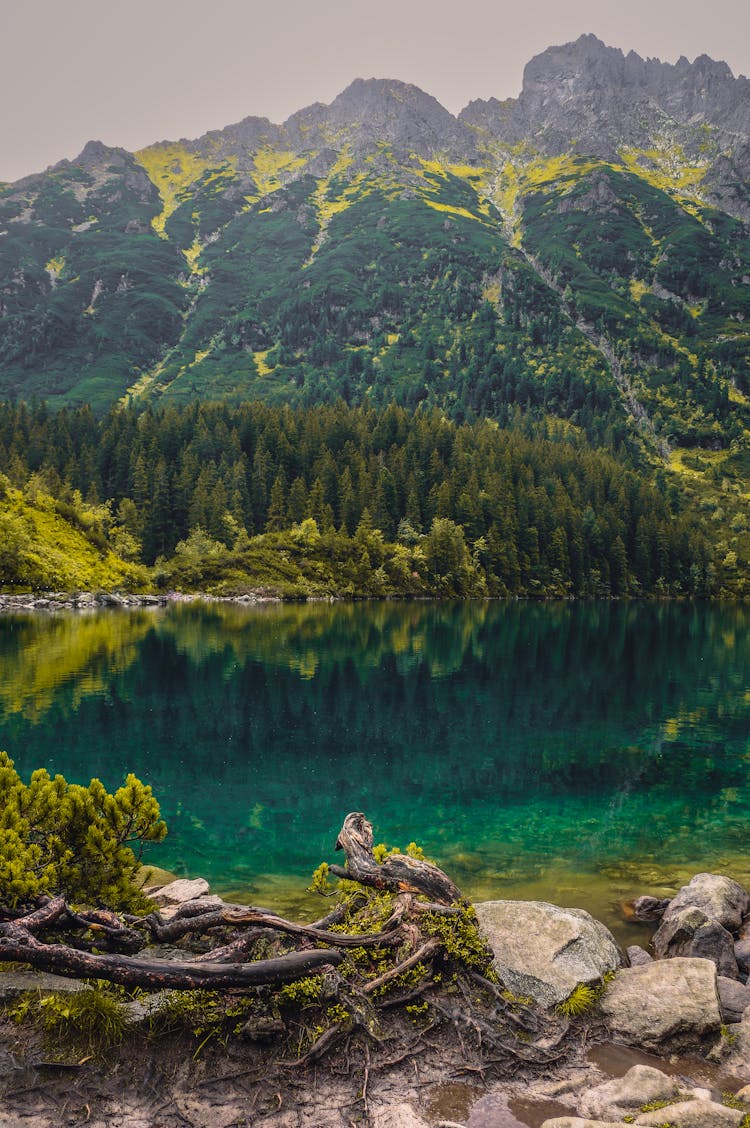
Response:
599,957,721,1051
629,895,670,921
474,900,621,1009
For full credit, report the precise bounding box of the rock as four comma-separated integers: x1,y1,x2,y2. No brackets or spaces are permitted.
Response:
722,1007,750,1074
539,1120,628,1128
150,877,211,905
240,1016,286,1042
635,1099,745,1126
626,945,653,966
579,1064,679,1121
157,893,223,920
735,937,750,972
474,900,622,1008
0,970,88,1000
718,975,750,1022
734,1083,750,1101
123,990,176,1024
598,957,721,1051
663,873,750,932
630,896,670,921
652,906,739,977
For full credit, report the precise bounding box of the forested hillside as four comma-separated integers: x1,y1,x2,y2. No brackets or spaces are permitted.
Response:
0,402,728,597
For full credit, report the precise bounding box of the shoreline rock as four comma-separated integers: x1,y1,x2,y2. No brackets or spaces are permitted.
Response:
0,589,282,612
474,900,623,1008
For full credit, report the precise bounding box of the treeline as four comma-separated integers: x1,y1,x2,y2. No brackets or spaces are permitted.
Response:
0,400,716,597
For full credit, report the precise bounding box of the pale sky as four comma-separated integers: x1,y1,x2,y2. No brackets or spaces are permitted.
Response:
2,0,749,183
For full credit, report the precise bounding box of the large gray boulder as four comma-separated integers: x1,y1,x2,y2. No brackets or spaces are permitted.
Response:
635,1100,745,1126
652,906,739,977
473,900,622,1009
663,873,750,932
599,957,721,1051
578,1064,679,1121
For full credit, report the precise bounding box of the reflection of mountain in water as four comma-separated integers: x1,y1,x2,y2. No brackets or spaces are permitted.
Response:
0,602,748,905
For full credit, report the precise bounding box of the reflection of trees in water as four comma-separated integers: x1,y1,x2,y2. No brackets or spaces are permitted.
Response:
0,602,748,886
0,611,153,722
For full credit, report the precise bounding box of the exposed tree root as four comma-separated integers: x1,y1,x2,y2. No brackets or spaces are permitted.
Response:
0,811,579,1083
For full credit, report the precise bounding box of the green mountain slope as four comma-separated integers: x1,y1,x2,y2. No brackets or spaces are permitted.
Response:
1,38,749,550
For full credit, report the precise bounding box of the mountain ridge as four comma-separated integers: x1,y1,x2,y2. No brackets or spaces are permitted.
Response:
1,34,748,454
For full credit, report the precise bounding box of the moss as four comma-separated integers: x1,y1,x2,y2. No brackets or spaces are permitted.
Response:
555,982,598,1017
13,988,129,1055
501,988,533,1007
276,976,325,1008
421,905,496,977
722,1091,750,1110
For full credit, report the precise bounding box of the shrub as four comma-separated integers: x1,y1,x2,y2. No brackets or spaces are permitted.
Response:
0,752,166,910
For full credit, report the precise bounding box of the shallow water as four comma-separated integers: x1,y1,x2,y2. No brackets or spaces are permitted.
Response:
1,600,748,938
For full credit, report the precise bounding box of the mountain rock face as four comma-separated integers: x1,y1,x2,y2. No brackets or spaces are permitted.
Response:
461,34,750,218
0,34,748,497
285,78,480,163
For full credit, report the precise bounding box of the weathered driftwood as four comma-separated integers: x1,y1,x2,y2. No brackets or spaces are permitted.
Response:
329,811,464,905
0,896,342,988
0,812,462,993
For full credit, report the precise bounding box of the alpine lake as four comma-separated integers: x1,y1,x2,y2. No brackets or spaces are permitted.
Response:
1,599,749,945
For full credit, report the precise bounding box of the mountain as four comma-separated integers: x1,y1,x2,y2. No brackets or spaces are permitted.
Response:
0,35,748,466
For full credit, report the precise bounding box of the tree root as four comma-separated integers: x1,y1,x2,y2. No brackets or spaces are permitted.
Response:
0,811,579,1082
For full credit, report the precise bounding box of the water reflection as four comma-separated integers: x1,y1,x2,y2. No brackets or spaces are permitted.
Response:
0,601,748,935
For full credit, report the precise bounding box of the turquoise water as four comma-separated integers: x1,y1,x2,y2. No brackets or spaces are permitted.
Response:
1,601,748,938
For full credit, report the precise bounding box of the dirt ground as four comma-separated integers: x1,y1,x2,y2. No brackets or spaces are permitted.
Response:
0,1009,598,1128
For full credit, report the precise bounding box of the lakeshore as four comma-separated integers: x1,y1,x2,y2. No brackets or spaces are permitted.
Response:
4,867,750,1128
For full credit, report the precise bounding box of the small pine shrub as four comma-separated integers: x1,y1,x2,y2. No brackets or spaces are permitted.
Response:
0,752,166,911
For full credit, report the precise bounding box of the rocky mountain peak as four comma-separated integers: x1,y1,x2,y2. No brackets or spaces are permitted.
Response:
70,139,134,171
514,34,748,128
284,78,478,162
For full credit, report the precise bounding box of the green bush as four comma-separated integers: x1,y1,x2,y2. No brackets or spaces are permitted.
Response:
0,752,167,910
